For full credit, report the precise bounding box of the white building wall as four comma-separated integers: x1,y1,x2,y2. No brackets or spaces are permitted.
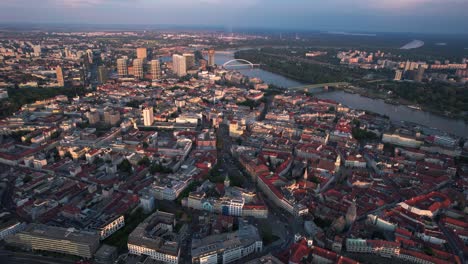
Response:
200,253,218,264
0,222,26,240
99,216,125,240
128,244,179,264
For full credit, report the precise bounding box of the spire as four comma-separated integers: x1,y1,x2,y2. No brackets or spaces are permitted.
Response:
303,167,308,180
224,175,230,188
345,200,357,227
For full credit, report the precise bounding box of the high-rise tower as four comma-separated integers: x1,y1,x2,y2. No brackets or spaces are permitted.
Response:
56,66,65,87
183,53,195,70
97,66,108,84
136,47,147,60
117,58,128,77
172,54,187,77
133,59,144,79
33,45,41,57
394,70,403,81
151,60,161,80
86,49,94,64
415,66,425,82
208,48,215,67
143,107,154,127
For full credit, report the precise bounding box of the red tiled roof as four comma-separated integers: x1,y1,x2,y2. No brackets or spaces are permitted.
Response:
312,246,337,261
442,217,468,229
62,204,81,215
395,227,412,238
367,240,399,248
336,256,359,264
289,240,311,264
317,159,335,172
258,174,284,200
243,205,267,210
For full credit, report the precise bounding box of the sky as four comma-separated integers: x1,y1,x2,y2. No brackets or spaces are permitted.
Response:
1,0,467,34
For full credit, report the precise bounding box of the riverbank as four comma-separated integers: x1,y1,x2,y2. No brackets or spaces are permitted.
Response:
234,49,468,124
233,50,361,84
338,84,468,123
317,90,468,137
211,50,468,137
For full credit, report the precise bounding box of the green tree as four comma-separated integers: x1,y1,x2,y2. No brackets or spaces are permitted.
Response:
125,100,142,108
259,223,279,245
50,131,60,139
237,99,260,110
352,128,378,141
23,175,33,183
423,246,434,256
118,159,133,173
138,156,150,167
177,181,201,203
149,162,172,174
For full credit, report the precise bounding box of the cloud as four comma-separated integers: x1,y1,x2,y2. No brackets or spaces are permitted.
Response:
56,0,104,7
334,0,468,12
57,0,131,7
60,0,106,7
0,0,466,33
5,0,467,11
1,0,111,8
194,0,259,5
47,0,258,8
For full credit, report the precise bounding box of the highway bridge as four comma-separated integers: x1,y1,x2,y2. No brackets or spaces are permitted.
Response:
222,59,261,68
288,82,349,92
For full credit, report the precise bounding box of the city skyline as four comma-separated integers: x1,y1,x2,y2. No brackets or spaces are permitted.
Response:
1,0,468,34
0,14,467,264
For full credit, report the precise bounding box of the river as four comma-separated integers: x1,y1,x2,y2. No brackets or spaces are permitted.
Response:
318,91,467,137
214,51,468,137
215,51,304,88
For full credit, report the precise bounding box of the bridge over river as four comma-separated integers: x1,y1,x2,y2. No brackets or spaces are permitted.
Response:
287,82,349,92
222,59,261,68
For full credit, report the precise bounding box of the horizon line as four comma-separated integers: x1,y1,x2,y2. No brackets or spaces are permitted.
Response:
0,22,467,36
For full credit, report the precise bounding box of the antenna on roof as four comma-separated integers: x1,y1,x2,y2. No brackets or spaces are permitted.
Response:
65,227,75,237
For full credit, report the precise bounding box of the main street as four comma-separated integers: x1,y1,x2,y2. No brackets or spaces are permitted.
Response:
437,219,466,264
216,100,301,255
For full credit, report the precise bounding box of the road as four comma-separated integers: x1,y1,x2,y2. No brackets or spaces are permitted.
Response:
0,250,77,264
262,196,303,254
216,104,301,255
437,220,466,264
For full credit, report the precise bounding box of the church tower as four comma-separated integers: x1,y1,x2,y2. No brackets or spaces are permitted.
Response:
345,199,357,228
224,175,230,188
